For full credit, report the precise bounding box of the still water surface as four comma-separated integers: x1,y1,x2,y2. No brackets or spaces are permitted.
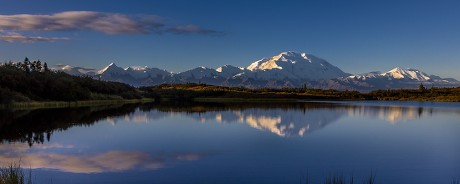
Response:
1,101,459,183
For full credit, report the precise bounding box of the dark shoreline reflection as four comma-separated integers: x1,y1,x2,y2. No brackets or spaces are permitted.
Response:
0,104,140,146
2,101,459,146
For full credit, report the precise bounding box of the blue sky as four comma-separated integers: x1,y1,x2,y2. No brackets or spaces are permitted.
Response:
1,0,459,79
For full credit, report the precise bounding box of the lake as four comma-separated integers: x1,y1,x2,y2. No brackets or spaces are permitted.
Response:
1,101,459,184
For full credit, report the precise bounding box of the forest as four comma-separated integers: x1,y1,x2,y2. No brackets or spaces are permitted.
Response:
0,58,141,104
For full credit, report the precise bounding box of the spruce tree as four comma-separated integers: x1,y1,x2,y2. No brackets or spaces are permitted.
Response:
43,62,49,72
419,83,426,92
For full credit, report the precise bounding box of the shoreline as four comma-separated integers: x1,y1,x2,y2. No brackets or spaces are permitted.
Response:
2,96,459,110
0,98,155,110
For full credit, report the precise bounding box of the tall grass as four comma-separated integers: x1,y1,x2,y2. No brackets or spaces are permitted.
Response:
305,173,375,184
453,179,460,184
324,174,374,184
0,163,31,184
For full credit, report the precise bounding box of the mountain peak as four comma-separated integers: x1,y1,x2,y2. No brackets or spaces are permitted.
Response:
107,62,117,67
216,65,245,77
274,51,307,61
389,67,403,72
62,65,74,70
383,67,431,81
245,51,349,80
216,64,242,72
97,62,124,75
279,51,301,56
127,66,149,71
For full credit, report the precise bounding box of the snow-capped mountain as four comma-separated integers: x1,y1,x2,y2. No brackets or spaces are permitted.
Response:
125,66,171,80
96,63,126,77
382,67,431,81
246,51,349,80
56,64,96,76
176,66,220,79
216,65,245,78
347,67,458,83
56,51,459,90
125,66,149,79
328,67,460,91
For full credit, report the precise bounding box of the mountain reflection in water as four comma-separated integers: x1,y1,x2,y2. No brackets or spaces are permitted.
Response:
1,101,457,146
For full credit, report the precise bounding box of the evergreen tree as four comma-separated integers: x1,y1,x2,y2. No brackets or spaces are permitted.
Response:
21,61,30,73
36,60,43,71
31,60,37,72
419,83,426,92
43,62,49,72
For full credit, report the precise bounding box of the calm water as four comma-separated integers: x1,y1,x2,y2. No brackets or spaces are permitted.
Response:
1,101,459,184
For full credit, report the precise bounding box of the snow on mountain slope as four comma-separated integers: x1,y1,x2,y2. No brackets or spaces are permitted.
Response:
246,51,350,80
348,67,446,82
145,68,171,78
347,71,381,80
176,66,221,79
216,65,245,78
336,67,460,91
126,66,149,79
381,67,431,81
58,65,95,76
97,63,126,76
125,66,171,79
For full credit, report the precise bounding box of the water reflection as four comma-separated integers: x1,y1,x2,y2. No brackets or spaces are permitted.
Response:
0,143,212,173
123,102,457,137
2,102,459,183
346,105,423,123
177,108,343,137
0,104,140,145
1,102,459,145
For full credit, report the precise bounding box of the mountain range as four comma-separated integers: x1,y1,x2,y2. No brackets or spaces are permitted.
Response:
56,51,459,91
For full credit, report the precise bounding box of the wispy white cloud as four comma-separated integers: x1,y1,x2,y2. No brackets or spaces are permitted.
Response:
168,25,225,36
0,32,69,43
0,11,164,34
0,11,222,42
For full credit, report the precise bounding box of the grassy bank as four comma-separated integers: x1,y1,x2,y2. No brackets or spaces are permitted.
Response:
1,163,458,184
0,163,31,184
193,97,299,103
142,83,365,101
143,84,460,102
0,98,154,110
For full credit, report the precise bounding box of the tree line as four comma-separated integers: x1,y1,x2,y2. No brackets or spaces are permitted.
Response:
0,58,141,103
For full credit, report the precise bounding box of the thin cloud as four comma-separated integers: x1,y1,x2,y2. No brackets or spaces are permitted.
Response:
0,11,163,34
0,11,222,36
168,25,225,36
0,33,69,43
